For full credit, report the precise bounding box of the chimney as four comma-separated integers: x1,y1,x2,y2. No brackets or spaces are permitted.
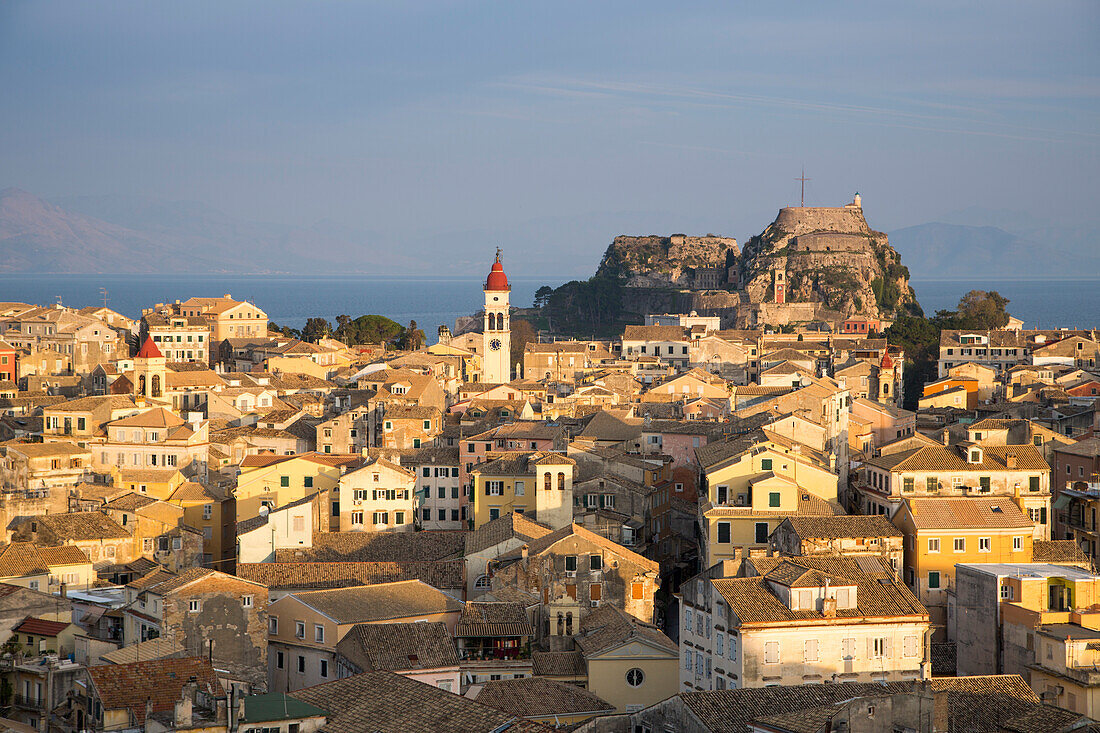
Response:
521,544,529,569
59,583,67,598
1006,452,1018,470
174,682,195,728
822,597,837,618
144,698,154,733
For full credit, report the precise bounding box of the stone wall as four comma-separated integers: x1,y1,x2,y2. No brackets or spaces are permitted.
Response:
773,206,871,237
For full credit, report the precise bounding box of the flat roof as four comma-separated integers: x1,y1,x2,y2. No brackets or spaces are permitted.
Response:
955,562,1100,581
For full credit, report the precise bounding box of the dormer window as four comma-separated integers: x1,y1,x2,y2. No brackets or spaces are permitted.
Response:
969,447,983,464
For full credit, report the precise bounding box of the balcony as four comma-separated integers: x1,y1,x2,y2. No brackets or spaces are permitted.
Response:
457,641,531,662
11,694,45,710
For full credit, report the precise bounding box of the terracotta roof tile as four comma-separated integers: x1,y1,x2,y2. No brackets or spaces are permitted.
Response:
87,657,220,725
235,560,464,592
289,670,551,733
455,602,535,638
335,622,458,672
470,676,613,718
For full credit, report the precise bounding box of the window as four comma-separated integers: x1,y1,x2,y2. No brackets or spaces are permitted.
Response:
684,649,692,670
804,639,818,662
297,656,305,673
927,538,940,553
590,554,603,571
242,595,253,608
395,511,405,525
304,476,313,488
315,624,325,643
276,651,284,669
872,638,888,658
202,504,213,520
768,492,781,507
280,475,289,487
841,637,856,660
979,476,991,492
927,476,937,491
269,617,278,634
351,511,364,525
716,632,725,655
188,600,200,613
486,481,503,496
978,537,991,552
371,511,386,525
515,480,524,496
717,521,731,544
761,458,773,471
755,522,769,544
1013,536,1023,551
764,641,780,664
320,659,329,678
1029,476,1041,492
903,477,914,492
1001,584,1013,600
953,538,965,552
903,636,919,657
928,571,941,589
565,555,577,573
295,621,305,639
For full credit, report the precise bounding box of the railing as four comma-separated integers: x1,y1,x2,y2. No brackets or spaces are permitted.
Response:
11,694,44,710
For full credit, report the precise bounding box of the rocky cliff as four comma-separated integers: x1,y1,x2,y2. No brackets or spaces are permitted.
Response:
738,202,920,318
595,234,738,288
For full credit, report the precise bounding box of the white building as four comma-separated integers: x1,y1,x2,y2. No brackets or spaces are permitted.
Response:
237,495,314,563
336,456,417,532
679,556,930,692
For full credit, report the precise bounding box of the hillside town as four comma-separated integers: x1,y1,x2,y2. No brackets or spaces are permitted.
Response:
0,236,1098,733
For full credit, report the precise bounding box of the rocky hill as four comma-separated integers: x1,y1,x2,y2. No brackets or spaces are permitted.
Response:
595,234,738,288
738,200,920,318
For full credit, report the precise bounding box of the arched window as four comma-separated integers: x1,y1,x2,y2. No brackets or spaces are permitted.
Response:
151,374,161,398
556,612,564,636
488,313,497,330
474,575,491,590
565,612,573,636
558,472,566,491
137,375,146,395
544,473,551,491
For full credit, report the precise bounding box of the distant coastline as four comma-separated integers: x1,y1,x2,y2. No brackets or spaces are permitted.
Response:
0,273,1095,335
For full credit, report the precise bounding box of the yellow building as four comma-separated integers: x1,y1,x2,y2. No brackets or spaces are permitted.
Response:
167,480,234,568
893,496,1034,637
697,435,841,566
112,467,186,500
954,561,1100,717
234,452,363,530
574,604,679,713
470,452,575,530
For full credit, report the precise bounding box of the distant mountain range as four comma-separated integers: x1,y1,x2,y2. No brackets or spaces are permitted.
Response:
1,187,1097,278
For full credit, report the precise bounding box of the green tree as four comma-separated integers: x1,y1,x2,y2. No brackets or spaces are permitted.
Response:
267,321,300,339
334,314,352,342
956,290,1011,329
400,320,426,351
533,286,554,309
511,319,536,372
301,317,332,343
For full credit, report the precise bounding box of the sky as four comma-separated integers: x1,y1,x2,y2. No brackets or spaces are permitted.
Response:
1,1,1098,268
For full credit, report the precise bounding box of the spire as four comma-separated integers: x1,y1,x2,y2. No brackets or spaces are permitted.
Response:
136,335,163,360
485,249,510,292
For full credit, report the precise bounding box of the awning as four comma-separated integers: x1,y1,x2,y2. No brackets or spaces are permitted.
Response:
1053,494,1072,510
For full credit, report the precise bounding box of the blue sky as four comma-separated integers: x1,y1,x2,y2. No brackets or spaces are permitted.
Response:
1,1,1097,270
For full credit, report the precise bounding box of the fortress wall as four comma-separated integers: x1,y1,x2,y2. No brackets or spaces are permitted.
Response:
773,206,869,237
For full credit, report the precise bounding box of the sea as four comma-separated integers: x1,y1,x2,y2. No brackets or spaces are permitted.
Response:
0,274,1096,342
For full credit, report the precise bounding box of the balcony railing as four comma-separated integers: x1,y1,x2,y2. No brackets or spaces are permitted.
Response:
11,694,45,710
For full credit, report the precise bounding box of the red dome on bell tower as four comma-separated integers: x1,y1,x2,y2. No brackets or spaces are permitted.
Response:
484,249,510,292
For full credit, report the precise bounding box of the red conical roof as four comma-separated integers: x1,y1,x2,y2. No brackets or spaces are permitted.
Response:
484,252,510,292
880,349,894,369
136,335,163,359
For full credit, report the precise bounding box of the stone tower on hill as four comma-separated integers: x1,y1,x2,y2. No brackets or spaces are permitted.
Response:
737,194,919,321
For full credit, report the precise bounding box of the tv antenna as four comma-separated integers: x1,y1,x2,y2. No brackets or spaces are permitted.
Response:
100,287,109,309
795,168,811,207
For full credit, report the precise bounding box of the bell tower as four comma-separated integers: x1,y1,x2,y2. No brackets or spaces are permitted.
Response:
482,248,511,384
133,335,166,400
